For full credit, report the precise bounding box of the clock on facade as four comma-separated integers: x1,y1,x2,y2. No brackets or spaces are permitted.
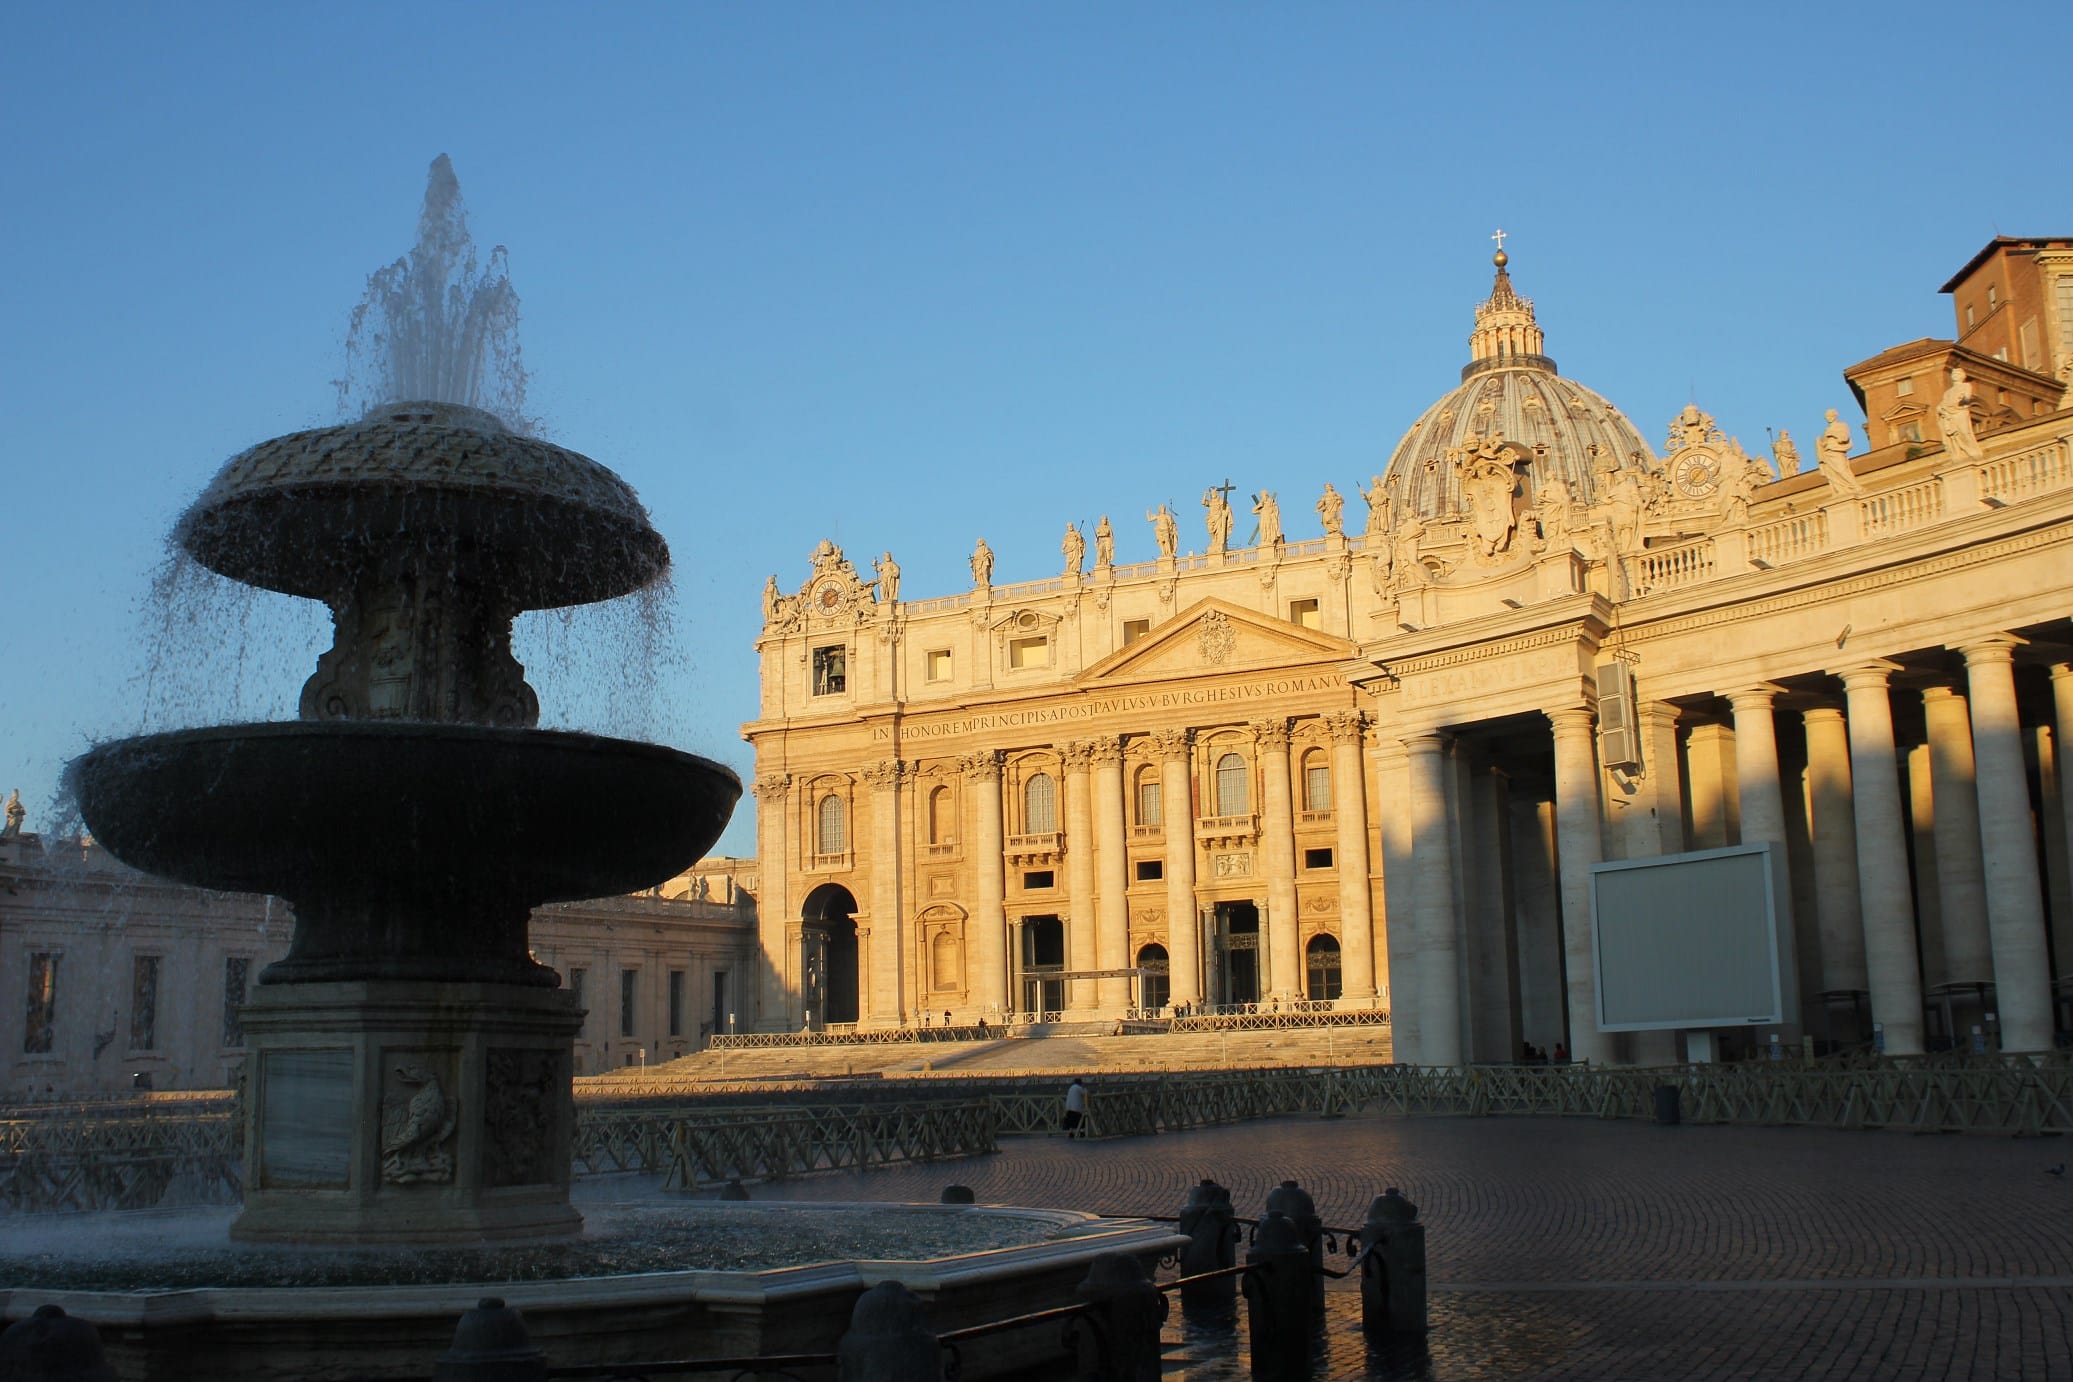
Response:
1672,450,1722,498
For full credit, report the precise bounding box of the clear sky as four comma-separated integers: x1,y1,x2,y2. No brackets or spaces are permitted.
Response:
2,2,2067,860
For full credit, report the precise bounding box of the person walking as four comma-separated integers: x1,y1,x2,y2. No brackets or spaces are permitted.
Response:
1062,1077,1088,1139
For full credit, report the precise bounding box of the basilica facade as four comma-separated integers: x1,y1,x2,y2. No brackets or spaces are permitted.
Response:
743,237,2073,1065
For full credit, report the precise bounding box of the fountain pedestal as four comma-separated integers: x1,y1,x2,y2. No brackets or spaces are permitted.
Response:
232,981,582,1245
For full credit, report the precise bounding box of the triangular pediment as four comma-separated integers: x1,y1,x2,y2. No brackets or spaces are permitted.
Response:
1077,597,1358,685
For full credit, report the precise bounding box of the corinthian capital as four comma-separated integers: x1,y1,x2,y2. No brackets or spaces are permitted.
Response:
1062,738,1105,771
752,772,793,803
959,749,1003,782
861,759,908,791
1147,727,1193,760
1322,710,1369,746
1249,717,1293,751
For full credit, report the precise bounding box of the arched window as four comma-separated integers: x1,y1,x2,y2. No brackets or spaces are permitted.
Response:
1303,751,1331,812
816,794,847,855
1305,934,1343,1002
1134,766,1162,827
1136,943,1170,1013
1025,772,1058,833
1215,752,1249,815
928,786,954,844
931,931,961,991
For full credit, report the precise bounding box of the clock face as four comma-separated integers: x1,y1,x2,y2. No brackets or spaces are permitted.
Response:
817,584,842,610
1674,452,1721,498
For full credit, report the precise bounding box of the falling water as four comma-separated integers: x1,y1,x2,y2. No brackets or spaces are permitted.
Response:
335,154,532,433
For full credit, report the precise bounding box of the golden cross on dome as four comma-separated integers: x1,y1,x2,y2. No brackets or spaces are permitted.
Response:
1491,228,1507,253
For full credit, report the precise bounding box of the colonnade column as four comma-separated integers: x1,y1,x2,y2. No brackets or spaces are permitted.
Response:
1959,637,2054,1051
1404,733,1460,1065
862,760,907,1026
1547,707,1612,1066
751,773,793,1031
1153,728,1202,1008
1802,707,1868,997
1920,687,1992,985
1373,742,1416,1050
1253,718,1301,1005
962,750,1009,1018
1325,711,1376,1003
1089,737,1131,1014
1726,685,1802,1030
2052,665,2073,974
1062,741,1100,1014
1838,662,1924,1055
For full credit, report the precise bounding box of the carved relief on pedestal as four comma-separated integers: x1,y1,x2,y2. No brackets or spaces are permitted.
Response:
380,1055,458,1185
1211,851,1254,879
483,1048,563,1188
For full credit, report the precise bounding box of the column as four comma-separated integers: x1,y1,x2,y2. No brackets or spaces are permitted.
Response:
1511,794,1565,1053
751,773,793,1032
1374,741,1417,1053
1726,685,1802,1032
1253,718,1301,1005
1325,711,1376,1003
1468,763,1519,1061
1404,733,1460,1065
1920,687,1992,984
1802,707,1868,996
1548,708,1613,1065
1062,741,1099,1014
962,750,1009,1018
1153,728,1202,1007
1625,702,1685,1065
1959,637,2054,1051
1090,737,1131,1014
862,759,907,1027
1906,743,1949,993
2050,665,2073,987
1838,663,1925,1055
1684,722,1738,848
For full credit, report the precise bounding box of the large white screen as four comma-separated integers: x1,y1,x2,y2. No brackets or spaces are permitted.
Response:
1590,843,1786,1031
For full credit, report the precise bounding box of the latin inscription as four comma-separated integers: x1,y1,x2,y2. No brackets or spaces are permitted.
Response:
871,675,1341,742
1398,649,1573,707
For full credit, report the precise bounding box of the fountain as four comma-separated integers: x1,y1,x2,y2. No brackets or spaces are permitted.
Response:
66,156,740,1246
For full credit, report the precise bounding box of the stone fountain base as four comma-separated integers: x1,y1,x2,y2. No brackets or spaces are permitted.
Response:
232,981,581,1246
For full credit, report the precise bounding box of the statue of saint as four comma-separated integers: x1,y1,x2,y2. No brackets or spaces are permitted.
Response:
970,537,994,588
3,789,23,838
1392,513,1427,586
1362,475,1391,538
1202,487,1233,556
762,574,781,624
1148,504,1178,559
874,552,901,603
1718,452,1760,526
1315,483,1344,538
1936,367,1984,464
1251,491,1282,549
1772,429,1801,478
1818,408,1862,496
1062,523,1085,576
1596,469,1646,555
1093,515,1114,569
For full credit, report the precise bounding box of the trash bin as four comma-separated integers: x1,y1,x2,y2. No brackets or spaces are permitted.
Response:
1652,1084,1681,1126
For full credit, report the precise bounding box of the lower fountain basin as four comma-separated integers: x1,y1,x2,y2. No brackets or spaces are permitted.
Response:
69,722,741,984
1,1200,1185,1381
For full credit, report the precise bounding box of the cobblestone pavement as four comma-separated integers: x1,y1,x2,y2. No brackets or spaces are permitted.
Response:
756,1113,2073,1379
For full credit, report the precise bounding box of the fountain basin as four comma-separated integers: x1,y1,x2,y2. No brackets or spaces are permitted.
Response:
1,1201,1186,1380
70,722,740,985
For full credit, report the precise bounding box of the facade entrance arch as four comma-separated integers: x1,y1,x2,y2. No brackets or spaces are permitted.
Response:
801,882,859,1027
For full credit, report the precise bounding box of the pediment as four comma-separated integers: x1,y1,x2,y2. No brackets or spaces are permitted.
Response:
1078,598,1358,684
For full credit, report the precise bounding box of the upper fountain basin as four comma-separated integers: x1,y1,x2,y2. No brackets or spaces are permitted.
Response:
175,402,669,611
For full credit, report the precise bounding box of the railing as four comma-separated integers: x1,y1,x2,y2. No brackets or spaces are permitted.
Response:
0,1107,240,1213
1748,508,1828,565
1129,823,1163,840
638,1100,998,1187
1004,831,1062,857
1196,813,1258,839
1860,476,1944,538
805,850,852,872
1632,535,1715,592
709,1023,996,1049
1297,808,1334,828
1979,437,2072,504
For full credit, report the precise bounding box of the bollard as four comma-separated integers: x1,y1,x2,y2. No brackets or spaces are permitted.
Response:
0,1305,116,1382
1652,1083,1681,1126
836,1281,939,1382
1358,1188,1427,1336
1070,1251,1168,1382
432,1298,546,1382
1177,1177,1238,1305
1263,1179,1324,1311
1241,1211,1315,1382
941,1184,976,1204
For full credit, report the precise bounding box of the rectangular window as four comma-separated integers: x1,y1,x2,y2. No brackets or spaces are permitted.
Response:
1965,303,1977,329
130,954,161,1052
1122,619,1151,645
222,957,249,1048
1304,847,1335,870
668,969,685,1038
620,968,638,1038
811,645,847,695
1894,376,1914,397
1289,598,1321,629
1987,283,1998,309
569,967,587,1033
1022,869,1055,890
1008,636,1049,669
925,648,952,682
1305,764,1331,812
1135,859,1164,882
23,953,58,1054
1137,780,1162,827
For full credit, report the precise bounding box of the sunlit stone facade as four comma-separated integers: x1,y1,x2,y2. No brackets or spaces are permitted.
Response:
745,240,2073,1063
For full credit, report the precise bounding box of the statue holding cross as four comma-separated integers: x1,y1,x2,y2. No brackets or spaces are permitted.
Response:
1202,478,1235,557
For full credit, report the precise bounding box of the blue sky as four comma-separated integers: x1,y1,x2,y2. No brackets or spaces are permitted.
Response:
2,2,2067,859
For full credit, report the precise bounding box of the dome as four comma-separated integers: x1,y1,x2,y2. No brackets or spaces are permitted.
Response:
1382,254,1655,521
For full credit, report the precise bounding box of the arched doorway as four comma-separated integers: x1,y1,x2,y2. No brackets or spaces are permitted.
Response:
1135,943,1170,1014
801,883,860,1027
1305,933,1343,1003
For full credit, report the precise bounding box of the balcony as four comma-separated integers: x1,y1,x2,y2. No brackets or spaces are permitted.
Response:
1005,832,1063,860
1195,813,1258,847
806,851,853,873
